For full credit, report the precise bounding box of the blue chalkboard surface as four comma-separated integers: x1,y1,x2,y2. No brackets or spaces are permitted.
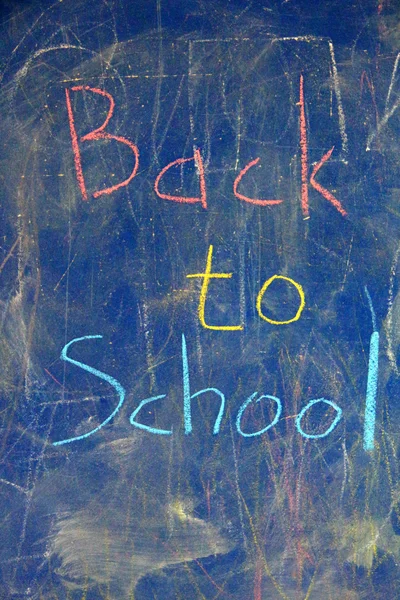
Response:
0,0,400,598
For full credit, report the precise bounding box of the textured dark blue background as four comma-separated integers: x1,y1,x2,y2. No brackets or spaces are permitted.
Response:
0,1,399,598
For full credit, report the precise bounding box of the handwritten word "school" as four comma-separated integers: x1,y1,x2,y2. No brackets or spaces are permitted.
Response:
52,289,379,451
52,334,343,446
65,77,347,217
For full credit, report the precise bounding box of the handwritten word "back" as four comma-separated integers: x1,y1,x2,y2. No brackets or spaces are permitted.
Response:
65,80,347,217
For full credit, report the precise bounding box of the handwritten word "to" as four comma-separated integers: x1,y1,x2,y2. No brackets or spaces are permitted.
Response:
52,317,379,451
65,78,347,217
187,245,305,330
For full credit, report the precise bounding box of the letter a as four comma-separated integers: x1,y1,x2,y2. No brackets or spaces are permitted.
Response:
154,148,207,208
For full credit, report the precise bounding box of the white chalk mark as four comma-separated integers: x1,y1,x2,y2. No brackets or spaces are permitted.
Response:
0,478,27,494
385,52,400,111
150,0,164,169
367,97,400,151
367,53,400,150
271,36,348,159
328,40,349,158
235,95,242,171
385,244,400,377
188,41,195,136
229,418,247,549
141,293,156,391
340,233,354,291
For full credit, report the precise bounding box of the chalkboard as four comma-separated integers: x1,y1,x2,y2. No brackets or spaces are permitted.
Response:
1,0,400,598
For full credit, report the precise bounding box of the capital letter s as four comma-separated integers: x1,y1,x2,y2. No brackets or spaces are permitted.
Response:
53,335,126,446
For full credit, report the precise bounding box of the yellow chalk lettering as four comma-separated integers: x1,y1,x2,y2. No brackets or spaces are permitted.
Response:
187,245,243,331
256,275,305,325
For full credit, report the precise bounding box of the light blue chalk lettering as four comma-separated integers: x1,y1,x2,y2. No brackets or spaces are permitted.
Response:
53,335,126,446
129,395,172,435
182,333,225,434
191,388,225,434
236,393,282,437
363,330,379,451
182,333,191,433
363,287,379,452
295,398,342,439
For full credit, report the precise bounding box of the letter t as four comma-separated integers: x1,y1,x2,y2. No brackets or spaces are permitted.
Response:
186,245,243,331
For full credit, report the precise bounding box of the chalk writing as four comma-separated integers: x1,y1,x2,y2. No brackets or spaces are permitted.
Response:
4,11,399,597
186,245,244,330
256,275,305,325
53,335,126,446
154,148,207,208
182,333,225,434
236,393,283,437
65,73,347,220
363,287,379,451
295,398,343,439
65,86,139,200
298,74,309,218
233,158,283,206
53,330,349,443
130,395,172,435
187,246,305,329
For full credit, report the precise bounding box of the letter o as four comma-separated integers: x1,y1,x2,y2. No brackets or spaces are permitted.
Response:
236,393,282,437
295,398,342,439
256,275,305,325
